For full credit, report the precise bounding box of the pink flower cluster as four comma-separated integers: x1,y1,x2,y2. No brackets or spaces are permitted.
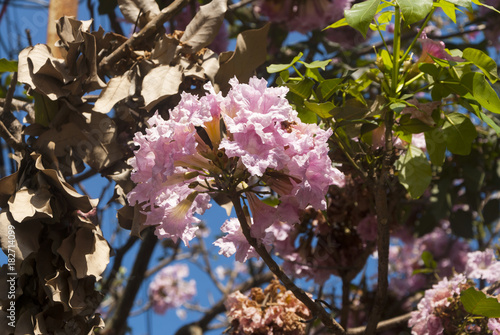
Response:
466,248,500,283
409,274,467,335
409,249,500,335
389,224,469,298
128,77,344,258
254,0,351,34
225,279,311,334
148,264,196,314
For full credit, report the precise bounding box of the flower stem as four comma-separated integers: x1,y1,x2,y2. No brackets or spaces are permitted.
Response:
229,193,346,335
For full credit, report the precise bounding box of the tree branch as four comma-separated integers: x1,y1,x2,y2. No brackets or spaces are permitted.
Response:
98,0,189,74
103,228,158,335
364,108,394,334
230,194,346,335
347,312,412,334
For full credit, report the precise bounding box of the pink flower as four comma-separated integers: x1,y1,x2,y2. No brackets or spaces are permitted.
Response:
417,32,464,63
129,76,343,252
488,318,500,335
213,218,261,262
465,249,500,283
408,274,467,335
149,264,196,314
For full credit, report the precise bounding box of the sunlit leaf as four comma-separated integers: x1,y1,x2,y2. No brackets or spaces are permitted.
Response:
461,72,500,114
444,0,472,11
462,48,499,83
285,78,314,100
396,0,433,24
304,101,335,119
344,0,379,38
180,0,228,54
299,59,330,70
317,78,343,100
324,17,349,30
267,52,304,73
0,59,17,72
471,0,500,14
461,287,500,317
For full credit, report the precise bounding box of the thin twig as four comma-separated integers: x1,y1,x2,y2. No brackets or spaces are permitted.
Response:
0,119,26,151
230,194,346,335
2,71,17,116
198,236,227,293
99,0,188,73
347,312,412,334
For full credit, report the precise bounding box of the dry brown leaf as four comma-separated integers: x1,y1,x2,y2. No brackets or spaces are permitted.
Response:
118,0,160,27
200,49,219,83
180,0,227,54
33,154,98,211
0,212,43,269
0,170,19,208
44,270,70,311
71,226,110,281
33,108,123,172
8,186,53,223
141,64,183,111
93,70,134,114
152,35,178,65
215,23,270,94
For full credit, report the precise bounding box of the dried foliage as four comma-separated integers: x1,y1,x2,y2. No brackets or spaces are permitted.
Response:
0,153,108,334
0,0,270,332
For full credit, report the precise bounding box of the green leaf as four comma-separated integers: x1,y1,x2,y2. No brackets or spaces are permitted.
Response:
478,111,500,134
261,197,280,207
461,72,500,114
285,78,314,100
305,68,324,82
421,250,437,269
460,287,500,318
462,48,499,83
396,0,433,24
317,78,343,100
33,91,59,127
396,145,432,198
380,49,393,71
267,52,304,73
398,115,434,134
483,198,500,225
444,0,472,11
472,0,500,14
442,113,477,155
324,17,349,30
344,0,379,38
304,101,335,119
425,129,447,166
299,59,331,70
0,59,18,72
434,2,457,23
